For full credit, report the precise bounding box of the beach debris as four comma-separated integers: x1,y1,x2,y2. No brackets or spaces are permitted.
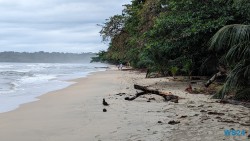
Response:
158,121,162,124
103,108,107,112
205,67,227,88
125,84,179,103
207,111,225,115
200,110,207,112
124,97,130,100
185,84,207,94
215,116,222,119
193,114,199,116
240,122,250,126
149,97,156,101
218,119,238,123
245,121,250,124
168,120,180,125
179,115,187,118
171,98,178,103
198,105,204,107
116,93,126,96
187,105,195,108
185,84,192,93
102,98,109,106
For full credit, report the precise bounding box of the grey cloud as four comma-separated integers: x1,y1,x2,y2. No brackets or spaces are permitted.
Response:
0,0,131,53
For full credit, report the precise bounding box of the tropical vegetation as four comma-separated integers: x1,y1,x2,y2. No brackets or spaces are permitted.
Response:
93,0,250,100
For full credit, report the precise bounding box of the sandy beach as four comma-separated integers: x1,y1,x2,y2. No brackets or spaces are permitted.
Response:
0,68,249,141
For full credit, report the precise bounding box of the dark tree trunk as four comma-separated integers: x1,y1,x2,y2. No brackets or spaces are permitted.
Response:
205,65,227,87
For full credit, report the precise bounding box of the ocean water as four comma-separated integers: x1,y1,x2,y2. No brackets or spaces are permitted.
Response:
0,62,107,113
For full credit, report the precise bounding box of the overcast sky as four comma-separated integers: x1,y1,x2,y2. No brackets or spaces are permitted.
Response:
0,0,131,53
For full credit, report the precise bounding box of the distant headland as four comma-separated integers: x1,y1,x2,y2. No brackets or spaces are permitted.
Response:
0,51,96,63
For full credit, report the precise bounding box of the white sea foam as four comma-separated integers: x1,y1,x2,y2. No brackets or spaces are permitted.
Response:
0,62,107,113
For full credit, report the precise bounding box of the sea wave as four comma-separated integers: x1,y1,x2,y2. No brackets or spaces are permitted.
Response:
0,71,33,77
0,62,107,113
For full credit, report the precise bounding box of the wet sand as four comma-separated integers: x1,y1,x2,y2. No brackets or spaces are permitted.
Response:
0,68,249,141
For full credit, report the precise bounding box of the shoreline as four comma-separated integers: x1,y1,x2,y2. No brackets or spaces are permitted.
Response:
0,69,249,141
1,71,96,114
0,67,106,114
0,69,124,141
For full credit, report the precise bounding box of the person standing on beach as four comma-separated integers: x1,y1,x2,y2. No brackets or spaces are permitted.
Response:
119,63,123,70
117,60,123,70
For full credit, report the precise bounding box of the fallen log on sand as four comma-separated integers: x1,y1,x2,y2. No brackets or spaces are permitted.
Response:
125,84,179,103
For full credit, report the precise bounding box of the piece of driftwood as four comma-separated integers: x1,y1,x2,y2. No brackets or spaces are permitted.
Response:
125,84,178,102
125,91,147,101
207,111,225,115
205,65,227,87
218,119,238,124
168,120,180,125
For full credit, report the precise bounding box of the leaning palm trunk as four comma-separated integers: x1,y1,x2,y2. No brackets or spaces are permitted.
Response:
205,65,227,87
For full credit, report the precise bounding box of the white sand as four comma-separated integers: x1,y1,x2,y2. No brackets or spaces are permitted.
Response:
0,68,249,141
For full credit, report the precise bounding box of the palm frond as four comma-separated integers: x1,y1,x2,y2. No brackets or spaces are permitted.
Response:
218,60,250,99
226,42,250,64
226,60,250,88
209,24,250,51
210,24,250,99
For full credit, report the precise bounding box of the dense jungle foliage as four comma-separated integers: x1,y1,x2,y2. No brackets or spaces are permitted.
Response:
93,0,250,100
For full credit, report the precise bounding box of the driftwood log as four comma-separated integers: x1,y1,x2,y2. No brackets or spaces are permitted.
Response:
125,84,179,103
205,65,227,87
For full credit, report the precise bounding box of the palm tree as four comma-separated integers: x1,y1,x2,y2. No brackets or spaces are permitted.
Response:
209,24,250,100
